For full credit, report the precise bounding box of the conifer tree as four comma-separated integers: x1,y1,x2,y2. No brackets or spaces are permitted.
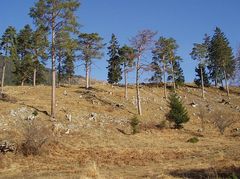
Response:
63,49,75,85
15,25,34,86
172,60,185,87
208,27,235,96
151,37,176,98
0,26,18,94
194,64,210,87
56,30,77,86
30,0,80,118
107,34,122,84
78,33,104,89
167,93,189,129
31,26,49,86
167,39,179,91
190,34,210,98
119,45,135,99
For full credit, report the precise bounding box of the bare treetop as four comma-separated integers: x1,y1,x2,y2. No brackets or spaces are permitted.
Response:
130,29,157,55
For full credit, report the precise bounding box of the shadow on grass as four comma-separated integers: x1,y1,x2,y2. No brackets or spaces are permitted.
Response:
169,166,240,179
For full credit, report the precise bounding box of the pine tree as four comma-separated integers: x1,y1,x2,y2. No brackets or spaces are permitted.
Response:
107,34,122,84
167,93,189,129
173,60,185,87
31,26,49,86
0,26,18,94
208,27,235,96
56,30,77,86
151,37,177,98
167,57,185,87
63,50,75,85
78,33,104,89
190,34,210,98
161,38,179,92
194,64,210,87
119,45,135,99
15,25,34,86
30,0,80,118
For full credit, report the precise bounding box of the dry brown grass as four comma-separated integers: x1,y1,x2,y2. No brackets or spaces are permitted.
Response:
0,84,239,178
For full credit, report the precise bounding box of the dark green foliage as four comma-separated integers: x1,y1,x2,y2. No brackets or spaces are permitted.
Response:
13,25,34,85
208,27,235,85
13,54,33,85
168,60,185,87
107,34,122,84
63,50,75,83
149,56,163,83
187,137,199,143
119,45,135,70
130,116,140,134
167,93,189,129
0,57,15,85
194,64,210,87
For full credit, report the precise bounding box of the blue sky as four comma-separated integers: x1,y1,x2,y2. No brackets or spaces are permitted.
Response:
0,0,240,83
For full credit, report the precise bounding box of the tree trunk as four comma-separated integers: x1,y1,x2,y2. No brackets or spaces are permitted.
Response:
68,77,71,86
89,64,91,88
171,61,176,92
33,68,37,87
1,63,6,94
200,66,205,99
86,62,89,89
124,64,128,99
223,70,230,97
51,20,56,119
136,56,142,115
163,56,167,99
21,79,25,86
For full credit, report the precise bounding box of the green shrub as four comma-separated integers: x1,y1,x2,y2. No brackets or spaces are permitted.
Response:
167,93,190,129
130,116,140,134
187,137,199,143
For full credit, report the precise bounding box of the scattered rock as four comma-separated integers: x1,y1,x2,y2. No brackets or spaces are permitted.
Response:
63,90,67,96
89,113,97,121
26,114,35,121
219,99,230,105
0,141,16,154
190,101,198,108
66,114,72,122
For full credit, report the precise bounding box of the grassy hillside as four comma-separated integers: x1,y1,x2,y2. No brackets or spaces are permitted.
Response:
0,83,240,178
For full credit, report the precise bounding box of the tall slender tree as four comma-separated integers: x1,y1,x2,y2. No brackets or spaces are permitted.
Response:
151,37,176,98
167,39,179,92
190,34,209,98
15,25,34,86
208,27,235,96
194,64,210,88
30,0,80,118
78,33,104,89
31,26,49,86
63,49,75,85
107,34,122,84
130,29,156,115
0,26,17,94
119,45,135,99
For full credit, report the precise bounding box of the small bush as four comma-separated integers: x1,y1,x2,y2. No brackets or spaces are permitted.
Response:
130,116,140,134
187,137,199,143
167,93,190,129
211,110,236,135
19,121,51,156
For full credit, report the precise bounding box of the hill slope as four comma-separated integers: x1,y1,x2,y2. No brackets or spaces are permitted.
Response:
0,84,240,178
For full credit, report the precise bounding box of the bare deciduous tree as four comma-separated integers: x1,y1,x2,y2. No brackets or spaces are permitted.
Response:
130,30,156,115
